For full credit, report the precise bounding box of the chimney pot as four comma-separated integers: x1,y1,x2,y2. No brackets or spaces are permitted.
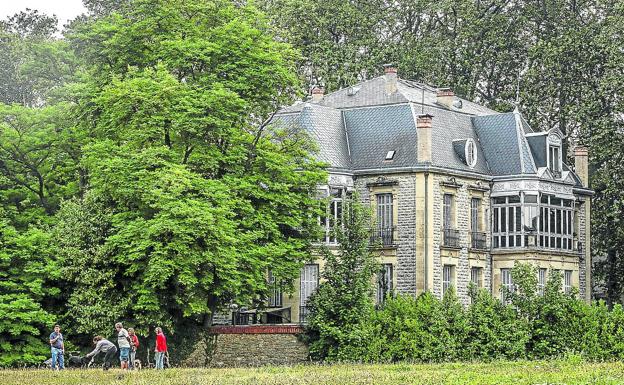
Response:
383,64,398,94
416,114,433,163
436,88,455,108
417,114,433,128
311,87,324,102
574,146,589,187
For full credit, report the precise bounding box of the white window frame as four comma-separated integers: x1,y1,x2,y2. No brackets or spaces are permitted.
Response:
470,267,482,288
501,268,514,303
564,270,572,294
300,264,319,322
443,265,454,296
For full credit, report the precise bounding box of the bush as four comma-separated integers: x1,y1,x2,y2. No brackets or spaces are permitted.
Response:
308,262,624,363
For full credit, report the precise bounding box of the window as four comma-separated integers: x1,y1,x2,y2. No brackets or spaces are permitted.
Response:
267,270,282,307
375,193,394,246
443,194,453,229
471,198,486,249
501,268,513,303
470,267,482,288
538,268,547,296
493,193,574,252
564,270,572,294
443,265,454,296
465,139,477,167
385,150,395,160
300,264,319,323
377,264,394,304
492,195,522,248
319,188,344,244
539,195,574,251
549,145,561,176
443,194,459,247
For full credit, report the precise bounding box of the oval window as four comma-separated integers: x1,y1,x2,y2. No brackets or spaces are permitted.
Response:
465,139,477,168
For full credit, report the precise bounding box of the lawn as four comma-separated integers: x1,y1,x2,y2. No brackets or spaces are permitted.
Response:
3,360,624,385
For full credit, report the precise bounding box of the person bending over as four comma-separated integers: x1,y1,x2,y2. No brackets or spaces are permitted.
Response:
85,336,117,370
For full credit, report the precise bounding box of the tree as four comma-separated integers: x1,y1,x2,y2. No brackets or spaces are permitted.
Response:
57,0,326,332
0,213,58,367
307,194,379,360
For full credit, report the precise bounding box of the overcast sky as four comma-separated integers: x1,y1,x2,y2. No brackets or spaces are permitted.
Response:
0,0,87,29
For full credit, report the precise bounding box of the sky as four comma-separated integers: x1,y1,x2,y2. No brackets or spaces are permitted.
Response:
0,0,87,29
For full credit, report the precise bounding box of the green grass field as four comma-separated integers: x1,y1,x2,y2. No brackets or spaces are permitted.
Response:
3,360,624,385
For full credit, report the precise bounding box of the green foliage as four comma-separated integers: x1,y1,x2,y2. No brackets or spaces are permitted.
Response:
307,195,378,361
54,0,326,334
312,263,624,364
0,216,57,367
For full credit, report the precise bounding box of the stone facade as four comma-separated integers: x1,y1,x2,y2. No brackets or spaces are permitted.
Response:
431,174,491,304
355,173,417,295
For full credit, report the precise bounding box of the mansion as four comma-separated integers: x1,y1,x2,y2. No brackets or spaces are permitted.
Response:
226,65,593,325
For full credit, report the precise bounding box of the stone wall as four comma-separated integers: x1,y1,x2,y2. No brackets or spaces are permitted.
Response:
431,174,491,304
208,325,308,367
355,173,418,296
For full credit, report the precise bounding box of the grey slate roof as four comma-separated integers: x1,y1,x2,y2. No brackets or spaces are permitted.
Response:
273,74,585,183
272,104,351,171
343,104,418,170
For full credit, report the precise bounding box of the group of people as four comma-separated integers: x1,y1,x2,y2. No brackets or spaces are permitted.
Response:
49,323,168,370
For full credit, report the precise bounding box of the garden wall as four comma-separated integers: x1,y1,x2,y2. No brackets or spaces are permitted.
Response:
180,325,309,367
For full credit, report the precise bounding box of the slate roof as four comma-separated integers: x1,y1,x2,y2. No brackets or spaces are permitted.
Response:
272,74,585,184
344,104,417,170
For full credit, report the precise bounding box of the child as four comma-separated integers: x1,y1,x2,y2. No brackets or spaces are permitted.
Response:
128,328,140,370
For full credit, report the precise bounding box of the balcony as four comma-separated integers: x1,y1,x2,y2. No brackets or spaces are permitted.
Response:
471,232,487,249
443,228,460,248
370,227,395,247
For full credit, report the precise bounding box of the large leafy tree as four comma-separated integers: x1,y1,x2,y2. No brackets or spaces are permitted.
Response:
57,0,326,333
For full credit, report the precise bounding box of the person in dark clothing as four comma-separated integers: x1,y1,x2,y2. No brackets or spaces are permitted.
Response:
85,336,117,370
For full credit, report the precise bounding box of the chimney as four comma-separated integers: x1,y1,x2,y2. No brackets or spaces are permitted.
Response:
574,146,589,187
311,87,324,102
384,64,398,95
417,114,433,163
436,88,455,108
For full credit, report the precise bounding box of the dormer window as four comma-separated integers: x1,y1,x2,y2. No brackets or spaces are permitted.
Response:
465,139,477,168
549,145,560,176
547,133,562,177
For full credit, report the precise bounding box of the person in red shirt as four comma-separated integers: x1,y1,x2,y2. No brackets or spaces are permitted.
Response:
154,327,167,370
128,328,139,370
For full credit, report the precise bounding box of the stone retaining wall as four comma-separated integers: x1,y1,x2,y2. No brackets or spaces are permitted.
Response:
208,325,309,367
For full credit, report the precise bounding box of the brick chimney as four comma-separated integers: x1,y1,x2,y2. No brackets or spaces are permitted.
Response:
574,146,589,187
436,88,455,108
417,114,433,163
384,64,398,95
311,87,324,102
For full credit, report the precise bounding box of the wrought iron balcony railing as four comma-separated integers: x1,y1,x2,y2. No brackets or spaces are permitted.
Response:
370,226,395,247
471,231,487,249
443,228,460,248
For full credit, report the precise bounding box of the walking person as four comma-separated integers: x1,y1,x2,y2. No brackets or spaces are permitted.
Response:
85,336,117,370
49,324,65,370
115,322,131,370
128,328,139,370
154,327,167,370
